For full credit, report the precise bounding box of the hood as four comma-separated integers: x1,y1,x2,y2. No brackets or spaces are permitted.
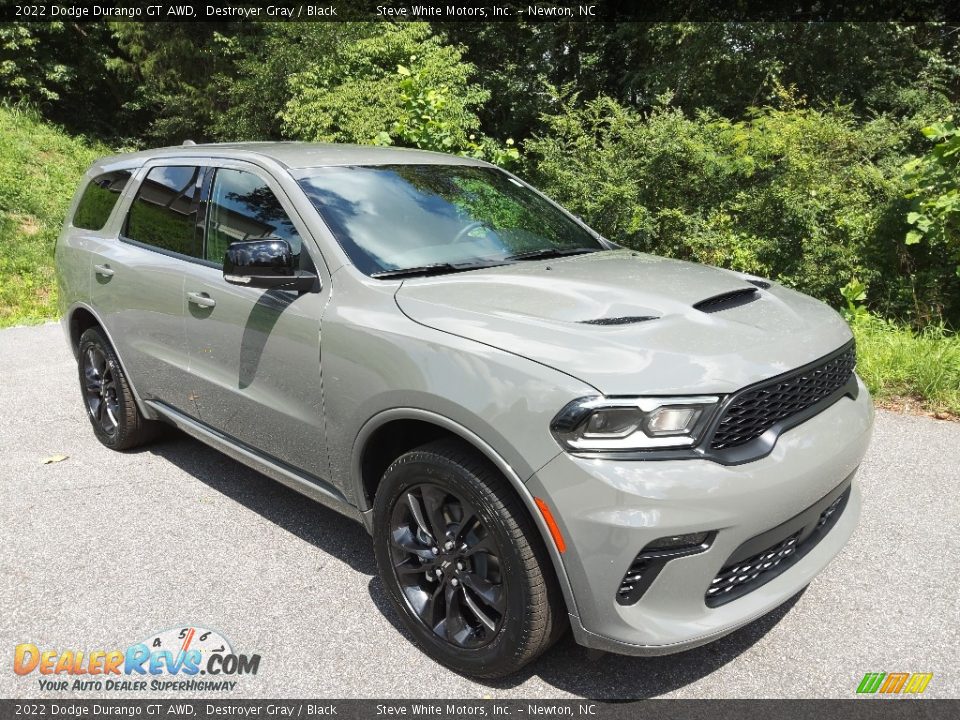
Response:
395,250,854,395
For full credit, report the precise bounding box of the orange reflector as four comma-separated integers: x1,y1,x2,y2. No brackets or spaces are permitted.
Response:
534,497,566,554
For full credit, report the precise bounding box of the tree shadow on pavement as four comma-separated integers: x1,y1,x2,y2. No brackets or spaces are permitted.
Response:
145,428,804,700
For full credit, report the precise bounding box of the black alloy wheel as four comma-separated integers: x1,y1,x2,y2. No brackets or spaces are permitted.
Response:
77,327,157,450
373,439,566,678
82,343,120,436
388,482,507,648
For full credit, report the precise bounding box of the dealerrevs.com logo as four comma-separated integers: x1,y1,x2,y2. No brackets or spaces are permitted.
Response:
14,626,261,692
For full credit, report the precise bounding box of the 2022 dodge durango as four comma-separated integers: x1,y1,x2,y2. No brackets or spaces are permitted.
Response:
55,143,874,677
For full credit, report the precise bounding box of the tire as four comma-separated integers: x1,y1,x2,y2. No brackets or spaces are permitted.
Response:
77,327,157,451
372,438,566,678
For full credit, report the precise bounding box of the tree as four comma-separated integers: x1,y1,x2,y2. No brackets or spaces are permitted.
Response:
280,23,488,147
110,22,242,144
0,22,126,138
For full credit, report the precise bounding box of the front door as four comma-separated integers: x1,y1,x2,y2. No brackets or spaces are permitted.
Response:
181,164,329,479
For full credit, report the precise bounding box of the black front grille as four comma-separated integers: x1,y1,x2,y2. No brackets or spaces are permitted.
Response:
705,485,850,607
710,344,856,450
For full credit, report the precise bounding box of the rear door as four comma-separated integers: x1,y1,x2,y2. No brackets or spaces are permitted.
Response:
180,162,330,479
88,162,204,412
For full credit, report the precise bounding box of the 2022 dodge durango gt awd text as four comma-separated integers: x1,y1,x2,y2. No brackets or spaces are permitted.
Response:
55,143,874,678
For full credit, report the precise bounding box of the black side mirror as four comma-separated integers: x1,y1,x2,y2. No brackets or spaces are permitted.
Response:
223,238,317,292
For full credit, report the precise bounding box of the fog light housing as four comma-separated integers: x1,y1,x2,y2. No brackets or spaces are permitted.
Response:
616,531,716,605
646,532,711,550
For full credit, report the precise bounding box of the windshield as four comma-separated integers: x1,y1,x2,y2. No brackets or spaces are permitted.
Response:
295,164,604,276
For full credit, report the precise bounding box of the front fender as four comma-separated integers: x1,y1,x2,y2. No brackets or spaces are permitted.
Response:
351,406,580,618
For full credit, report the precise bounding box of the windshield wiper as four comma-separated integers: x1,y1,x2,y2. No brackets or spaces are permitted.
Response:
371,261,510,279
506,247,600,261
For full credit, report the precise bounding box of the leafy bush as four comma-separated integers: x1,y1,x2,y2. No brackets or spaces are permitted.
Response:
372,63,519,166
904,116,960,273
281,23,488,148
525,92,960,325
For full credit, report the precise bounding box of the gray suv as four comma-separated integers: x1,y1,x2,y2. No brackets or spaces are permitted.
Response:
56,143,874,677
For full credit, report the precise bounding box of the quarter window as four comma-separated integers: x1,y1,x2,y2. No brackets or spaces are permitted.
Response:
72,170,132,231
125,165,202,258
204,168,302,266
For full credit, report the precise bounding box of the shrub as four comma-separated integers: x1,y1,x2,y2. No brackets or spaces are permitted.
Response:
525,92,960,325
281,23,488,148
904,116,960,273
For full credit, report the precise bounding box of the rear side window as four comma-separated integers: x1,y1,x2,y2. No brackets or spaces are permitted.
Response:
125,165,202,258
204,168,302,265
72,170,132,230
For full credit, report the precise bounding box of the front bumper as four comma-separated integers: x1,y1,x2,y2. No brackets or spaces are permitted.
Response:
526,375,874,655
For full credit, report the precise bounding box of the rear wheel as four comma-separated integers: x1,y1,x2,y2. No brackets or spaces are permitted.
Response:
78,327,157,450
372,439,565,678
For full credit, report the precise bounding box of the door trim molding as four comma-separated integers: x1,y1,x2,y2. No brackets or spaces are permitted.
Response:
146,400,360,522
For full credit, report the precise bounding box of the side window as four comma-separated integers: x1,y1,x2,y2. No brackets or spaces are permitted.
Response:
72,170,132,230
125,165,202,258
205,168,302,266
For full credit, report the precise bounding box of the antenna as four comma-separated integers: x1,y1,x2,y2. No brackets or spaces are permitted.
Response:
182,139,196,146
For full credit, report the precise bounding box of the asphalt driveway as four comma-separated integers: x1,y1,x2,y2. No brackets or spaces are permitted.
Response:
1,322,957,699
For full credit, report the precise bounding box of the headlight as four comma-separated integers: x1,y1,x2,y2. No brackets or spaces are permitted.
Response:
550,396,720,452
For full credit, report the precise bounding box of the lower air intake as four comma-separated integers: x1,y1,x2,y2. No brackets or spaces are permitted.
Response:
706,484,851,607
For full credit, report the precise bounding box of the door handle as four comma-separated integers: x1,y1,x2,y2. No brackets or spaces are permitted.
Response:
186,291,216,309
93,264,115,278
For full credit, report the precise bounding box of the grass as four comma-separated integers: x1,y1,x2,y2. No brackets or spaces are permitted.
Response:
0,104,106,327
852,314,960,418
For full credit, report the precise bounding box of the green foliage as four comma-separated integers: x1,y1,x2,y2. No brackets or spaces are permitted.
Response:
281,24,488,146
368,63,519,166
525,91,960,325
211,23,355,141
0,105,105,326
381,61,464,151
0,23,127,139
448,22,960,143
619,23,959,122
0,24,71,103
851,312,960,416
904,116,960,273
840,278,871,323
110,22,242,145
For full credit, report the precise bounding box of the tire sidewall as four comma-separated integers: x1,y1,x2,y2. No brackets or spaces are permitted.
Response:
373,452,533,676
77,329,132,449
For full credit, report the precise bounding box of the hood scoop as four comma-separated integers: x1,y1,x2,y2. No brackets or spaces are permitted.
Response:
694,288,759,314
579,315,659,326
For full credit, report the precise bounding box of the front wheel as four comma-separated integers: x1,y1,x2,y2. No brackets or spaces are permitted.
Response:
372,439,565,678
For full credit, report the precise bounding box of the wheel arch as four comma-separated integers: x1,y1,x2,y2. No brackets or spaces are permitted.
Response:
352,407,579,617
65,302,156,420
